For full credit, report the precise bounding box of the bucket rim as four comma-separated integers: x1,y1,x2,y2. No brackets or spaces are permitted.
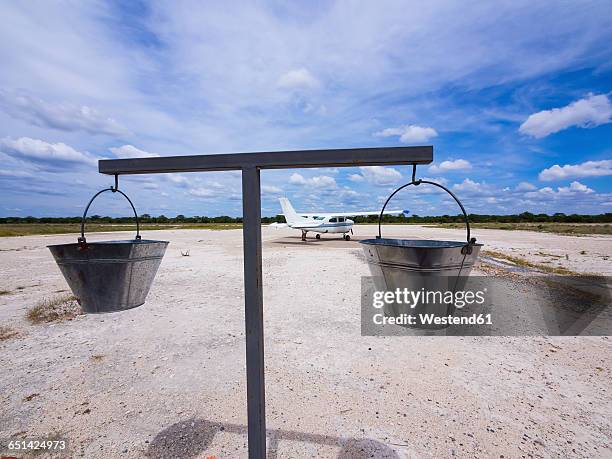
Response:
360,238,483,248
47,239,169,248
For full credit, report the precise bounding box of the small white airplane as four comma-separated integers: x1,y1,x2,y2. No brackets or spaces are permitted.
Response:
271,197,405,241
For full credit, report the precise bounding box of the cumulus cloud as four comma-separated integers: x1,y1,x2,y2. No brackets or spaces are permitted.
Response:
188,181,231,197
357,166,402,185
262,184,283,194
420,177,448,185
525,181,594,198
563,181,594,194
452,178,488,193
338,186,360,198
110,145,159,158
289,173,336,187
0,90,127,136
428,159,472,174
538,159,612,181
348,173,364,182
519,94,612,138
0,137,96,166
374,125,438,143
166,174,191,187
188,187,218,198
277,68,319,90
515,181,536,191
2,2,612,216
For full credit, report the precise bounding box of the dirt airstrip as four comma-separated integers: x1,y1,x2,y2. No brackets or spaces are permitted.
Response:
1,225,610,458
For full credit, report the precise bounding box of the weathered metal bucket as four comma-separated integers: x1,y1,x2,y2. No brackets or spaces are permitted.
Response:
360,171,482,329
48,187,168,313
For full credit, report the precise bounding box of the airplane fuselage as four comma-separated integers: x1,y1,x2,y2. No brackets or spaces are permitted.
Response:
291,216,355,234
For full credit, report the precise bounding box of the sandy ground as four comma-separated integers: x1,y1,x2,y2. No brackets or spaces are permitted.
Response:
0,225,611,458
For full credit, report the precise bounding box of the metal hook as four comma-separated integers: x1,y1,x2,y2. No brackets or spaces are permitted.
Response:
411,164,421,185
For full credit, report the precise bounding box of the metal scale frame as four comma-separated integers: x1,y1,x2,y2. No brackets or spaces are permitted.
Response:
99,146,433,458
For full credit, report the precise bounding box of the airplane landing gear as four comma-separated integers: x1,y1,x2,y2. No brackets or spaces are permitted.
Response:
343,234,351,241
301,230,307,241
315,234,321,239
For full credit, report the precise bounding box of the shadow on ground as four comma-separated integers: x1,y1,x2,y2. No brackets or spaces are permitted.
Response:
146,418,400,458
266,235,368,248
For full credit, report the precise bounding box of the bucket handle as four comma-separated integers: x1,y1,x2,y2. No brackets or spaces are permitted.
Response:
377,165,476,253
78,184,141,248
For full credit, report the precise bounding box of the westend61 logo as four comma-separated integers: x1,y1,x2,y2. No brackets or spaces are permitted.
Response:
372,287,492,327
362,276,611,336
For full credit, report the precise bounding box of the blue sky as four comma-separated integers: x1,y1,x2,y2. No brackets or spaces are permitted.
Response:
0,0,611,217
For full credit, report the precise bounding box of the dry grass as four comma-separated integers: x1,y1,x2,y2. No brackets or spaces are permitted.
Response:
482,250,579,275
0,223,242,237
0,324,19,341
26,294,83,324
436,222,612,235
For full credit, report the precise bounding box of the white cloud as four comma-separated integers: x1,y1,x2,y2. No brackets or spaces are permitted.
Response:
317,167,339,174
525,181,594,198
262,184,283,194
0,169,34,178
1,2,612,216
419,177,448,185
374,125,438,143
0,137,96,166
0,90,128,136
164,174,189,186
519,94,612,138
515,181,536,191
358,166,402,185
142,182,159,190
452,178,487,193
348,173,364,182
189,187,218,198
277,68,319,90
110,145,159,159
564,181,594,194
428,159,471,174
338,187,359,198
538,159,612,181
289,173,336,188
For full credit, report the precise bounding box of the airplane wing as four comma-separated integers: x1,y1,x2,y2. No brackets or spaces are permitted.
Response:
299,209,406,218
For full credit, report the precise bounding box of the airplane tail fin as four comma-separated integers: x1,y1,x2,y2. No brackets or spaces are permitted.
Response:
279,197,303,225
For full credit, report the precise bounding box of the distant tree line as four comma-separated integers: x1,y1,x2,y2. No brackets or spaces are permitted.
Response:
1,212,611,224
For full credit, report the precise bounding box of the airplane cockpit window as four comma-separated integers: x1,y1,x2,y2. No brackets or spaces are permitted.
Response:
329,217,337,223
338,217,345,222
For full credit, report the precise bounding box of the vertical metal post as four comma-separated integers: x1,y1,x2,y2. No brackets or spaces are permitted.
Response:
241,166,267,458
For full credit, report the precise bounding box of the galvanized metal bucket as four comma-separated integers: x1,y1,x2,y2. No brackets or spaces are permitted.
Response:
360,171,482,329
48,187,168,314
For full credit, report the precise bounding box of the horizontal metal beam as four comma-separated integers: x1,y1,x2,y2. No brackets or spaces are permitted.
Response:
99,146,432,174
